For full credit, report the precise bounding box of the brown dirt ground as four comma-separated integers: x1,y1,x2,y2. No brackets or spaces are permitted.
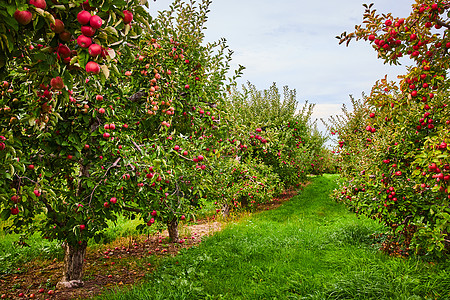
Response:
0,185,306,300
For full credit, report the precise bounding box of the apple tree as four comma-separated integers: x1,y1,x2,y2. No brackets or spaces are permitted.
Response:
331,0,450,255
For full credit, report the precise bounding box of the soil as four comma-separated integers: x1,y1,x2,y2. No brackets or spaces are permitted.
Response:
0,185,304,300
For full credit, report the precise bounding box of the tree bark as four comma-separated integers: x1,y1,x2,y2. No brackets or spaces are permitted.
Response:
167,217,179,243
222,203,230,218
56,242,87,289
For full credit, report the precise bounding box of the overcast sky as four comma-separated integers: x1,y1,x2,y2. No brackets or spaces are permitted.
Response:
148,0,414,135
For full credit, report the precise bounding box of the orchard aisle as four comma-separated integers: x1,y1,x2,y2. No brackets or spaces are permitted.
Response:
99,175,450,300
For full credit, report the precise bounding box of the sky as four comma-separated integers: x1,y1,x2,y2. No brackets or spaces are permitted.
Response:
146,0,414,136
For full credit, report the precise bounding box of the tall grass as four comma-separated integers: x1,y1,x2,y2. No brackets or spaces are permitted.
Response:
97,175,450,300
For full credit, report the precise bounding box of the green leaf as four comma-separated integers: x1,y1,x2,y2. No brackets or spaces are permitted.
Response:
0,208,11,221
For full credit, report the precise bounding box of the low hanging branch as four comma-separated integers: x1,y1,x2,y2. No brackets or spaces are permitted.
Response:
86,157,122,205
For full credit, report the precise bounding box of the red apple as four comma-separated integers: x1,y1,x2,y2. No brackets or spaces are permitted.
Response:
109,123,116,130
38,288,45,293
33,190,41,197
96,94,103,101
0,143,5,151
47,290,54,295
103,202,110,208
28,164,35,170
110,197,117,204
98,107,105,114
89,15,103,29
197,155,204,161
14,10,33,25
85,61,100,74
51,19,65,33
173,145,180,151
103,132,110,139
29,0,46,9
81,25,96,37
180,215,186,220
57,44,71,58
80,224,86,230
77,10,91,25
84,144,90,150
67,154,73,160
88,43,102,57
77,35,92,48
11,207,19,215
50,76,64,90
11,195,20,203
151,210,157,216
123,10,133,24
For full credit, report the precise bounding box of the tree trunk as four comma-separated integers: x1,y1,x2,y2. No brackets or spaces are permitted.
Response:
241,196,248,207
56,242,87,289
167,217,179,243
222,203,230,218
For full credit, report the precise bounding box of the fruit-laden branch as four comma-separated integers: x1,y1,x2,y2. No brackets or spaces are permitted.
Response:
132,140,143,153
86,157,122,205
435,19,450,29
174,150,194,161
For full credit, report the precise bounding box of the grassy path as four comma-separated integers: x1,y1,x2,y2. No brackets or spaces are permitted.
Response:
98,175,450,299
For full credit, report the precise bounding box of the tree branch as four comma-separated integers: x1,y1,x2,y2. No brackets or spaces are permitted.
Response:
435,19,450,29
123,206,142,213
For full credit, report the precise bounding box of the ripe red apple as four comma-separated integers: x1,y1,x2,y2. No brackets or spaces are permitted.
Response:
77,10,91,25
0,143,5,151
28,164,35,170
58,44,71,58
89,15,103,29
147,218,155,226
183,150,188,156
123,10,133,24
29,0,46,9
85,61,100,74
11,207,19,215
88,43,102,57
104,202,110,208
173,145,180,151
151,210,157,216
110,197,117,204
184,84,190,89
180,215,186,220
77,35,92,48
84,144,90,150
47,290,54,295
51,19,65,33
33,190,41,197
103,132,110,139
38,288,45,293
14,10,33,25
50,76,64,90
98,107,105,114
80,224,86,230
11,195,20,203
109,123,116,130
197,155,204,161
81,25,96,37
96,94,103,101
67,154,73,160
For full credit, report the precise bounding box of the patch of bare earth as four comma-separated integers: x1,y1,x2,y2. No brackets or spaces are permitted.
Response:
0,185,306,300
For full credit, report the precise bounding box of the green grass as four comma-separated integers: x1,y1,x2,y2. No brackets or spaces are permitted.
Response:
96,175,450,300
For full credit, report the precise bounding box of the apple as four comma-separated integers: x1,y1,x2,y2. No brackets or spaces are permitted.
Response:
110,197,117,204
151,210,157,216
11,195,20,203
173,145,180,151
180,215,186,220
29,0,47,9
81,25,96,37
50,76,64,90
77,35,92,48
103,132,110,139
98,107,106,114
18,292,24,297
0,143,5,151
85,61,100,74
80,224,86,230
184,84,190,89
14,10,33,25
197,155,204,161
67,154,73,160
77,10,91,25
183,150,188,156
33,190,41,197
11,207,19,215
88,43,102,57
96,94,103,101
47,290,54,295
89,15,103,29
109,123,116,130
28,164,35,170
84,144,90,150
51,19,65,33
59,31,72,42
104,124,110,130
104,202,110,208
123,10,133,24
147,218,155,226
58,44,71,58
38,288,45,293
